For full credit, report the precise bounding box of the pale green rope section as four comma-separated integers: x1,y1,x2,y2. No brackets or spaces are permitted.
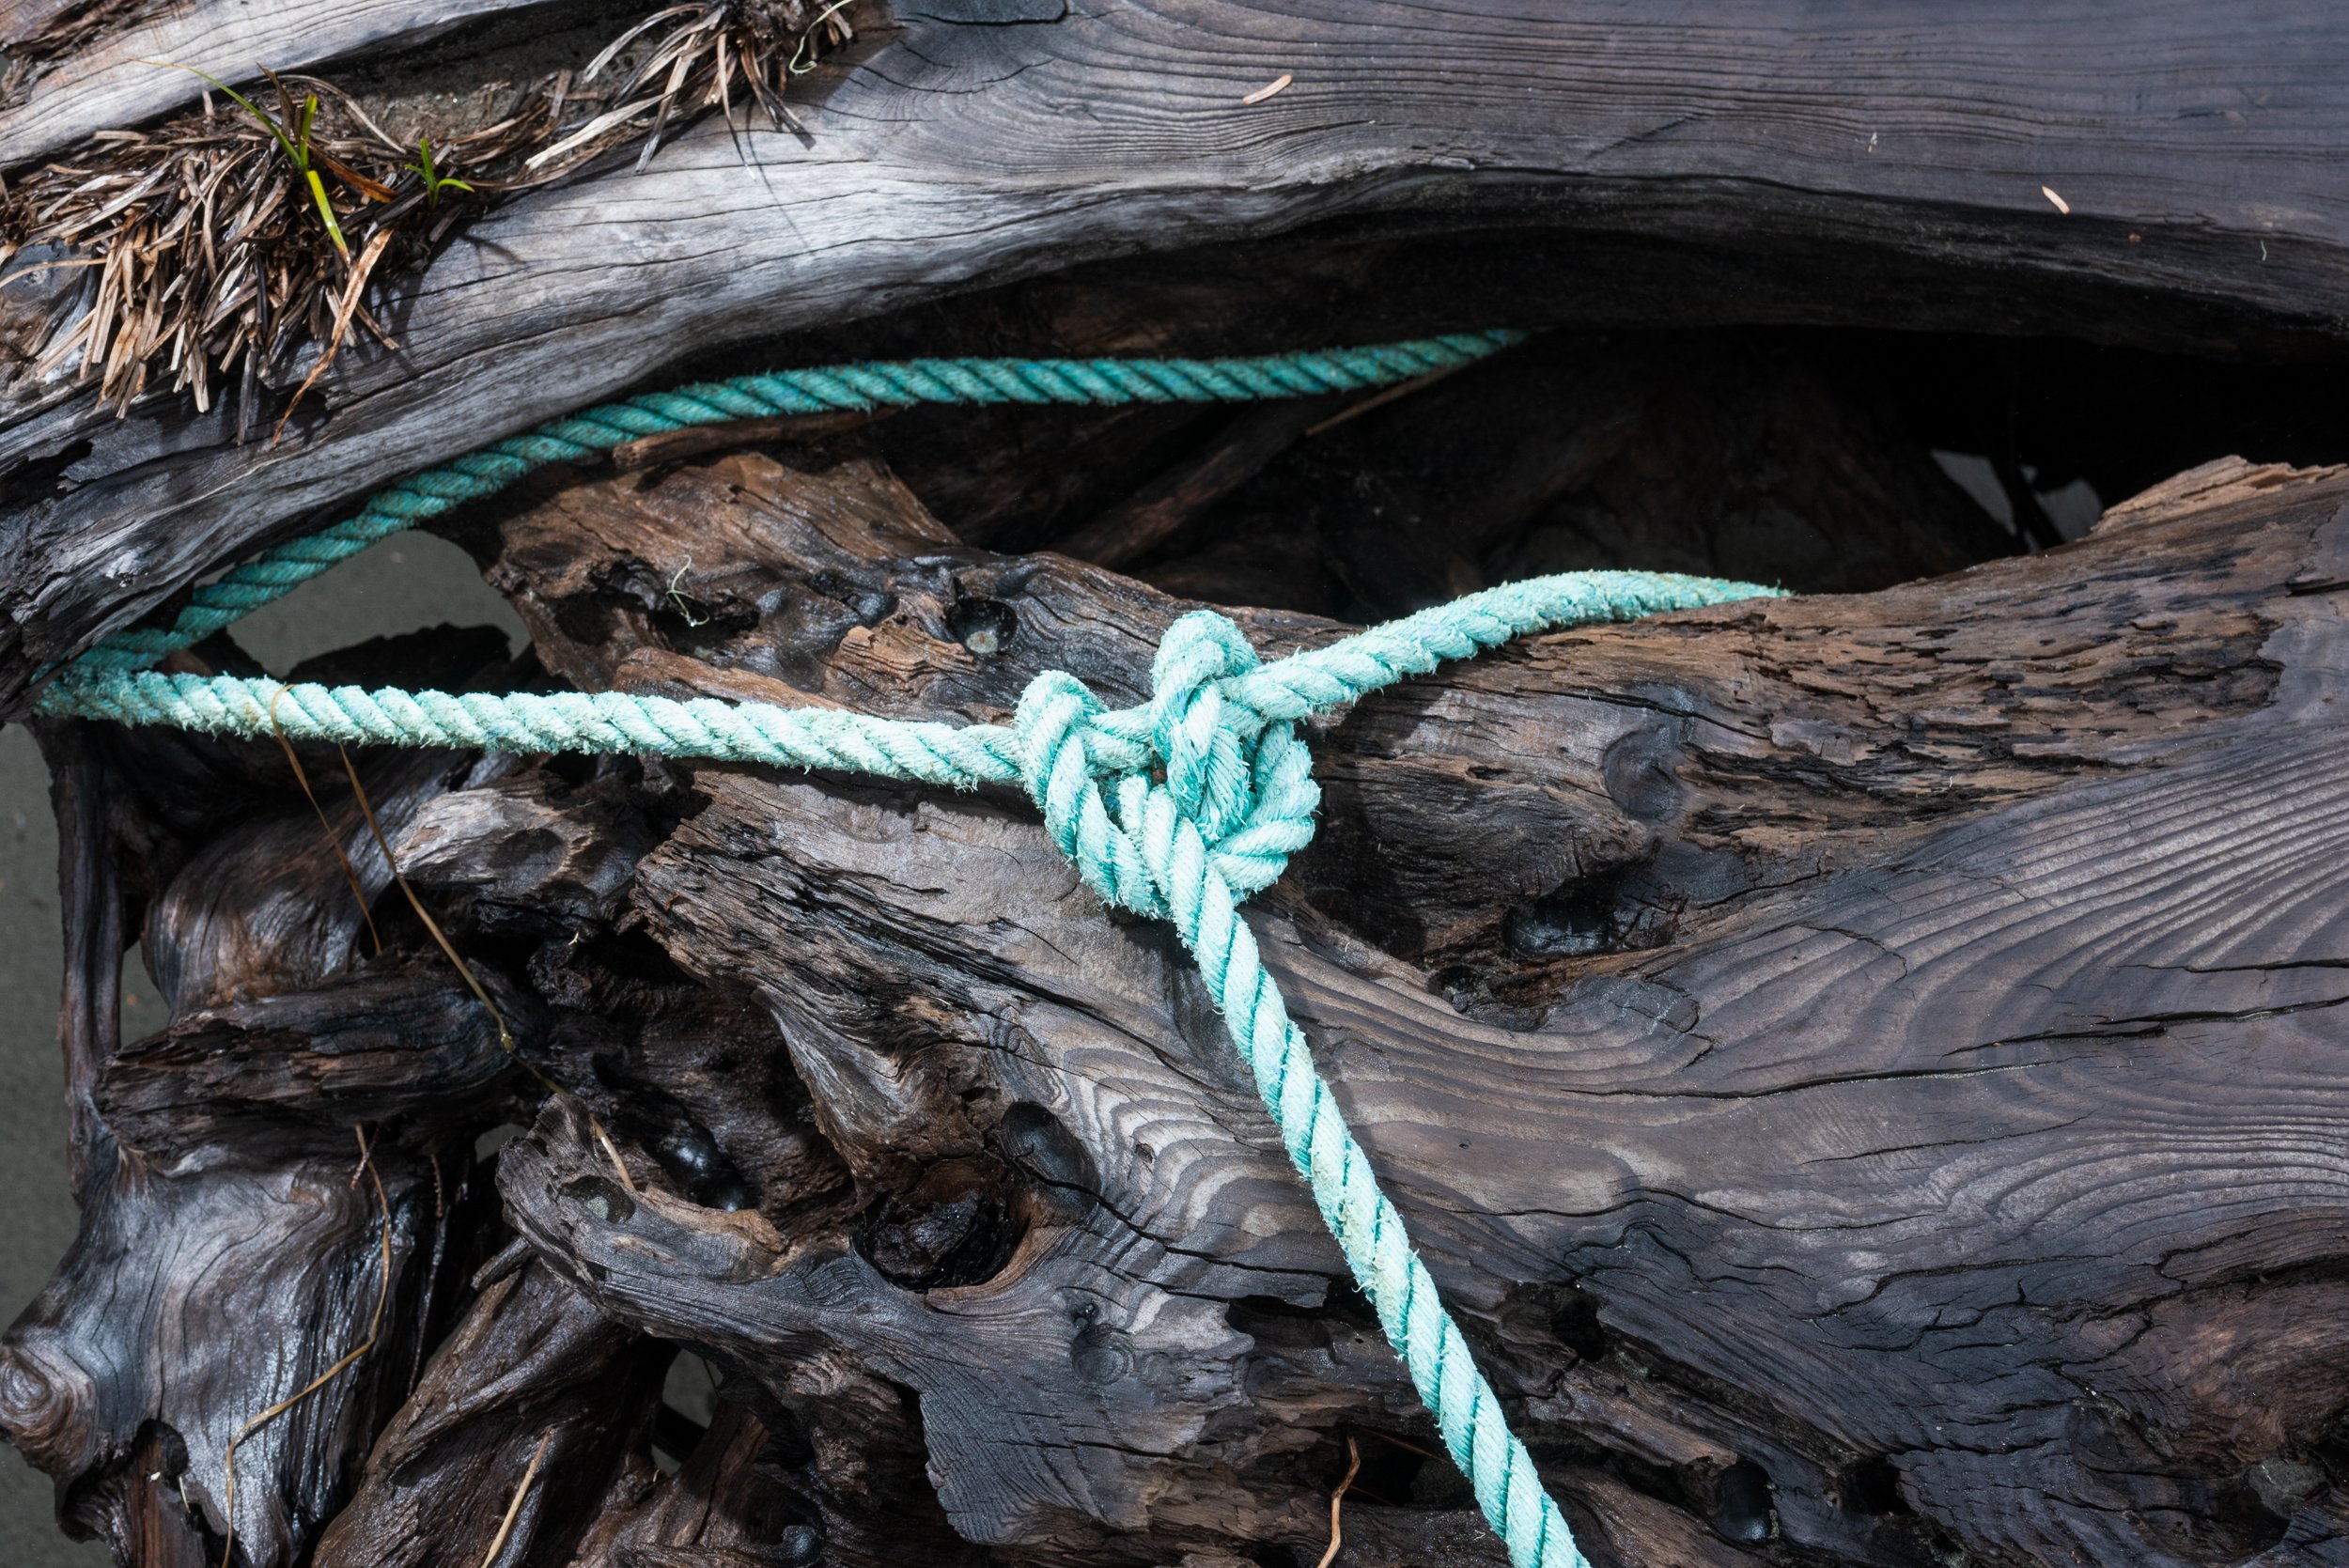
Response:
38,568,1783,1568
69,331,1526,674
34,329,1788,1568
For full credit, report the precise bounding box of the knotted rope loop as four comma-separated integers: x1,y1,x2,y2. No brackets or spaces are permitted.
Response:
35,317,1795,1568
1014,610,1320,919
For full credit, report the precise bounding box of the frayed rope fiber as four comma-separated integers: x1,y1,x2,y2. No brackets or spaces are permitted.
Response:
39,333,1784,1568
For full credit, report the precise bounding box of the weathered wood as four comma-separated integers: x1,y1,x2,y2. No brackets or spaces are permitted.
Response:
8,1,2349,708
0,694,521,1561
7,36,2349,1544
9,418,2341,1566
0,0,554,163
313,1247,672,1568
480,448,2349,1567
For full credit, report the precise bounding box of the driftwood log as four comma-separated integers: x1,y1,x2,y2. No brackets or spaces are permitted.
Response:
6,0,2349,705
4,363,2348,1564
8,5,2349,1567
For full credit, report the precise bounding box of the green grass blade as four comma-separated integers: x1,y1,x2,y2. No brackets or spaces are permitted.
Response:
147,61,302,167
305,167,350,258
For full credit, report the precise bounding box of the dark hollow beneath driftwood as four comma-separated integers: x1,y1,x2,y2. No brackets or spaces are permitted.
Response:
2,406,2345,1567
8,0,2349,706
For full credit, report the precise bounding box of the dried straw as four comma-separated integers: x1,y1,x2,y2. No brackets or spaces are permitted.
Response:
0,1,862,439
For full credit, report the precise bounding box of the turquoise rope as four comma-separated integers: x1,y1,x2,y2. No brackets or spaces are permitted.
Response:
35,335,1787,1568
71,332,1526,673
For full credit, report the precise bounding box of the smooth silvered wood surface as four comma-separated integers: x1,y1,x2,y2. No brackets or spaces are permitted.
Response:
6,0,2348,708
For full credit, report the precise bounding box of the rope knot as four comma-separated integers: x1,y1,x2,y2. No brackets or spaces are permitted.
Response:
1013,610,1319,921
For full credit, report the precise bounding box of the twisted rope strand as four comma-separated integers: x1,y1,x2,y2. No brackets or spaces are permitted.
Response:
36,569,1781,1568
71,332,1526,674
36,334,1791,1568
40,567,1771,791
1159,805,1581,1565
39,671,1027,787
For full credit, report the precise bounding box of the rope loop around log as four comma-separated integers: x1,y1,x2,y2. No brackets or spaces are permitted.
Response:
35,334,1794,1568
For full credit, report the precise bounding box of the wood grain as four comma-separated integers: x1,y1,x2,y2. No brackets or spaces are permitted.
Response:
8,0,2349,708
3,441,2343,1563
0,0,556,163
488,450,2349,1563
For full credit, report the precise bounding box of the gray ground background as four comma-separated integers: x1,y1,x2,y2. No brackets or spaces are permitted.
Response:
1,537,522,1562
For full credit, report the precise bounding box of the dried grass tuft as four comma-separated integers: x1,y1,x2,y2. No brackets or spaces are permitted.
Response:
530,0,860,175
1,73,545,436
0,1,862,439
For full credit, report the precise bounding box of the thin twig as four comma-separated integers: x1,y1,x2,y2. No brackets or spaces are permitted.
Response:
1316,1436,1362,1568
334,744,510,1048
218,1126,391,1568
1357,1428,1438,1461
1055,396,1334,568
268,687,381,956
476,1430,555,1568
331,740,636,1192
585,1117,638,1191
1304,361,1475,439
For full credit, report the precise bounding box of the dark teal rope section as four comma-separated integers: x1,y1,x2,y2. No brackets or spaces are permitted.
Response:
74,332,1526,672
